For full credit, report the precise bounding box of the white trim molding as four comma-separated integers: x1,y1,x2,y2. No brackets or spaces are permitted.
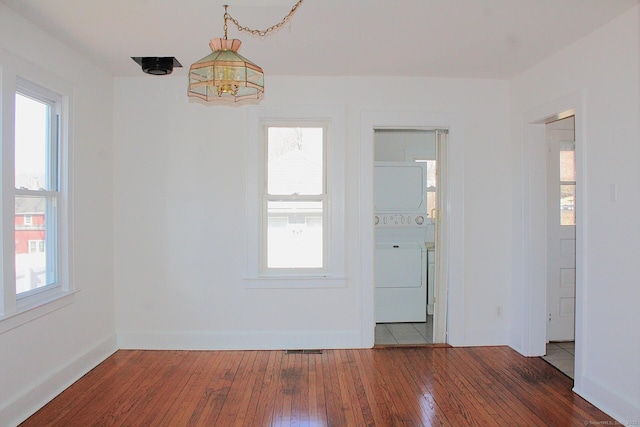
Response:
359,111,465,347
0,335,117,426
514,90,587,392
244,105,346,287
117,330,361,351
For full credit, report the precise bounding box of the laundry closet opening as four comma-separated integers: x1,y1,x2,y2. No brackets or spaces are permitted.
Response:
373,128,446,346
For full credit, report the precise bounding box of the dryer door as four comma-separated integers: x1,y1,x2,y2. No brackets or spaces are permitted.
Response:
375,242,427,322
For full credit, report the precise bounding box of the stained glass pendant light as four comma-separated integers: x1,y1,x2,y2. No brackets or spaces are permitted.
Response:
188,1,303,103
188,6,263,102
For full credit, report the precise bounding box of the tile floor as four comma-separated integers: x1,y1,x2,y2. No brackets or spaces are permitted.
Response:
375,316,434,345
376,324,574,379
542,341,575,379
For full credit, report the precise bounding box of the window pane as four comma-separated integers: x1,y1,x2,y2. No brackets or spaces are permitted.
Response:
267,201,323,268
267,127,323,195
15,196,56,294
15,93,52,191
559,140,575,182
560,184,575,226
425,160,437,188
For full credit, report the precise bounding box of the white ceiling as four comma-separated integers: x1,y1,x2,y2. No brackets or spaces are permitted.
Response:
2,0,638,79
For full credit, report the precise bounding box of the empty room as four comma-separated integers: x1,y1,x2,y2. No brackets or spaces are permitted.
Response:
0,0,639,425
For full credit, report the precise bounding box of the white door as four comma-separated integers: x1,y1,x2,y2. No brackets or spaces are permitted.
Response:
546,117,576,341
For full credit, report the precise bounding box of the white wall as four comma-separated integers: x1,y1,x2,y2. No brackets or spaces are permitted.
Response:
0,4,116,426
510,5,640,422
374,130,437,161
113,74,511,349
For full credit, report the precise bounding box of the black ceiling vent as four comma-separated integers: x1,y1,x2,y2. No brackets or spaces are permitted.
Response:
131,57,182,75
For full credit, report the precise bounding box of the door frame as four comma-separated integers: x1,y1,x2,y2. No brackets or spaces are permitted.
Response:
519,90,585,392
359,111,465,347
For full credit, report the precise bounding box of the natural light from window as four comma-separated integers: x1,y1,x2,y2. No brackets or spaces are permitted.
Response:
14,92,57,294
266,127,325,269
559,140,575,226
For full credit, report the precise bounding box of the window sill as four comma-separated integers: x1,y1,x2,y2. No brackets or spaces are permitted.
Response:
0,289,78,335
244,276,346,289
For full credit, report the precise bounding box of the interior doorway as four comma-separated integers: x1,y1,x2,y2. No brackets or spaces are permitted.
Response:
360,111,463,349
372,129,446,345
543,116,576,378
519,91,585,391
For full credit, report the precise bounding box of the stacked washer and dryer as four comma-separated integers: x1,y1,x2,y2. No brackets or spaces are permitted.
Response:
374,162,435,323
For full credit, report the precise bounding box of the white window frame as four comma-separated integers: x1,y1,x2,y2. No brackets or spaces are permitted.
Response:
0,52,75,334
246,106,345,288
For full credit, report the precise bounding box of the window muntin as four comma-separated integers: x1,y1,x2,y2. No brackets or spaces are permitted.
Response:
14,83,61,297
263,125,327,273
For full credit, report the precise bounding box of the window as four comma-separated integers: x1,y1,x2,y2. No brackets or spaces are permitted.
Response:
265,126,326,271
416,159,437,219
0,54,74,331
28,240,46,254
246,106,345,286
14,82,62,296
559,140,575,225
425,160,437,218
0,72,71,322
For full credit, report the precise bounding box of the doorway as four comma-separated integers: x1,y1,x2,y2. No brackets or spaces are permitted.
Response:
543,116,576,378
359,111,464,349
519,90,585,390
372,129,445,345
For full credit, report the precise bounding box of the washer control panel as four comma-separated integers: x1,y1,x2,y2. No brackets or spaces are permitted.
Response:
374,213,429,227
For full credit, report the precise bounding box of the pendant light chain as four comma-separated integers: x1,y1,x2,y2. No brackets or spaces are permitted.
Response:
223,5,230,39
224,0,304,37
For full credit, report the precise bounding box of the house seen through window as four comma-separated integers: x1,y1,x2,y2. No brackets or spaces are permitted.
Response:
265,126,326,270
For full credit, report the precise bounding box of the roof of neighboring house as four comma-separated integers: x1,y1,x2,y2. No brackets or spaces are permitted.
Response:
268,149,323,195
15,197,45,214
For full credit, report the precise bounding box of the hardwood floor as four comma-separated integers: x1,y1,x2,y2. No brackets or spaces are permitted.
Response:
21,346,615,426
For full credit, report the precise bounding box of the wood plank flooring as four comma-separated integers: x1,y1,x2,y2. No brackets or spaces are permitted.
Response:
21,346,616,426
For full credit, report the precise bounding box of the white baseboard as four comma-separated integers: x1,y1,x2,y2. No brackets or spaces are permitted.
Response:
0,334,118,427
117,329,362,350
575,376,640,425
